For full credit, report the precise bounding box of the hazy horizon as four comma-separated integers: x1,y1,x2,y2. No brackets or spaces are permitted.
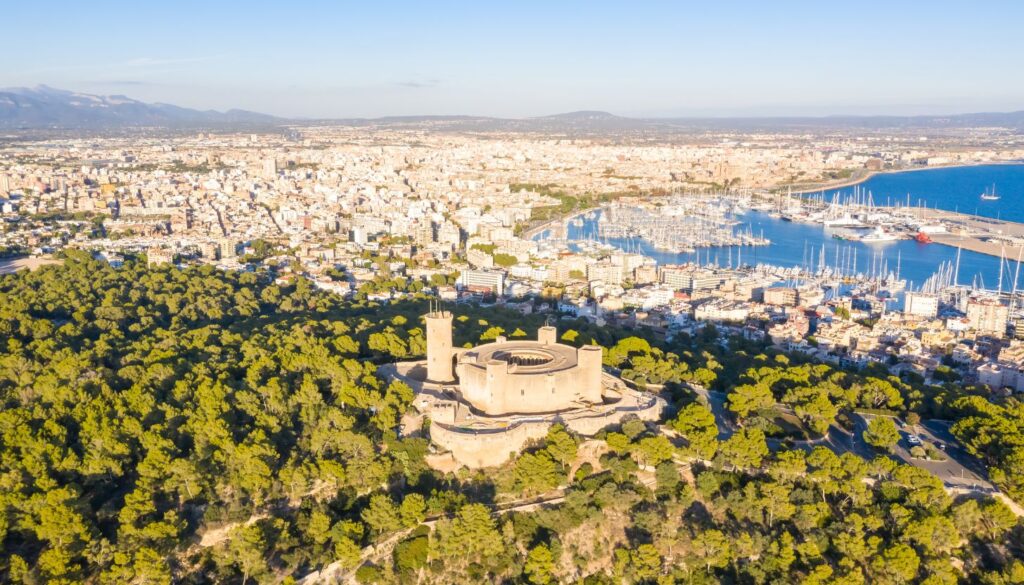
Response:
5,0,1024,119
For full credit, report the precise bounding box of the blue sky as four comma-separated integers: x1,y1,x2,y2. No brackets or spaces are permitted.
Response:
4,1,1024,118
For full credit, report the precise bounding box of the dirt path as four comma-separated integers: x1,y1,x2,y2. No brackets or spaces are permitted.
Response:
198,513,269,548
300,487,581,584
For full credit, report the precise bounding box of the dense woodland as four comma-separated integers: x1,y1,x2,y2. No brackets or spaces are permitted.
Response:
1,253,1023,584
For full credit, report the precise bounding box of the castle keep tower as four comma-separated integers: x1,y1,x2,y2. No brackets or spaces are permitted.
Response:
538,325,557,345
425,309,454,383
576,345,604,404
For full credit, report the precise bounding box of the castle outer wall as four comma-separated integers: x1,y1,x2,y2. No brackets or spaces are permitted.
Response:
427,375,664,468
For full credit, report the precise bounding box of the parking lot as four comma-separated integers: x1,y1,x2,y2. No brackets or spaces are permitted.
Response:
858,413,994,492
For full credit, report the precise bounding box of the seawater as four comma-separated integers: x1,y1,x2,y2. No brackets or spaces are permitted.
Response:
548,164,1024,290
822,163,1024,222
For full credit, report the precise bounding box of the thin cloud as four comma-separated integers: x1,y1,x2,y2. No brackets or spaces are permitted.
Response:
89,80,157,86
395,79,441,89
120,56,214,68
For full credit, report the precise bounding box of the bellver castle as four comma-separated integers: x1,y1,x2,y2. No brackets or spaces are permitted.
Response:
383,309,665,469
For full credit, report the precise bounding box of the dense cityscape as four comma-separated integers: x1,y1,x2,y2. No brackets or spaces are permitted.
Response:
5,127,1024,394
5,2,1024,584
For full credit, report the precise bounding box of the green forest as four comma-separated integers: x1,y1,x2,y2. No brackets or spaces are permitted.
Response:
1,253,1023,584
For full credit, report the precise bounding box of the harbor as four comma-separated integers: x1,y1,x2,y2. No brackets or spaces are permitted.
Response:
525,164,1024,295
538,204,1010,292
596,195,770,253
767,186,1024,261
907,208,1024,260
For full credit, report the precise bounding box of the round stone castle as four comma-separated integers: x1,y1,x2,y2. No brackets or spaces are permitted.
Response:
425,311,605,414
382,311,666,469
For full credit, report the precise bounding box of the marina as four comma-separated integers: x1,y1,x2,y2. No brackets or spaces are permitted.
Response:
537,202,1014,293
815,162,1024,222
597,195,770,253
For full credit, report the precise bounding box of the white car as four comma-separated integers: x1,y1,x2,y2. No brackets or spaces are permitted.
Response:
907,435,922,446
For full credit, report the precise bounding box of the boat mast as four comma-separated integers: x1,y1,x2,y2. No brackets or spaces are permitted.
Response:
998,246,1005,296
1013,246,1023,301
954,246,962,287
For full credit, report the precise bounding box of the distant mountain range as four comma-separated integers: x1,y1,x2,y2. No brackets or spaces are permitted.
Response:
2,86,1023,132
0,85,279,129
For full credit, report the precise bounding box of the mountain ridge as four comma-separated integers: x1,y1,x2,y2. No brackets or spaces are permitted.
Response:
2,86,1023,131
0,85,280,129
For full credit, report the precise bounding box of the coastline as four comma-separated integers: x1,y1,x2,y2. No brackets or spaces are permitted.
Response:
784,160,1024,195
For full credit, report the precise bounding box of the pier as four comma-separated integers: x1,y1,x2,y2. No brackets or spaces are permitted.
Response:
909,208,1024,260
769,186,1024,261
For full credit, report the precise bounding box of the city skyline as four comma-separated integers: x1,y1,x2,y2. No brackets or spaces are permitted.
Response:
5,0,1024,118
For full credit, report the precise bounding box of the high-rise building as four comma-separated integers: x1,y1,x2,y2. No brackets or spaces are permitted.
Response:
763,286,799,307
586,262,624,285
904,292,939,318
459,269,505,295
414,220,435,246
219,238,237,259
261,158,278,180
966,298,1009,337
661,267,722,293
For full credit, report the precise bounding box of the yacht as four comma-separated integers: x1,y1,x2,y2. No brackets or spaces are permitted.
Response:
859,227,900,243
980,184,1001,201
823,215,865,228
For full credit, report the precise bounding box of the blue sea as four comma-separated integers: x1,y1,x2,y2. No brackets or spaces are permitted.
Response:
818,163,1024,222
545,164,1024,291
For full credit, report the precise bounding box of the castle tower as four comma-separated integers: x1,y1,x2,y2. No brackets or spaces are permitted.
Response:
538,325,557,345
576,345,604,404
425,310,454,383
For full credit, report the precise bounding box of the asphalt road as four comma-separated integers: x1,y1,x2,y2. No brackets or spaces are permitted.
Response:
689,385,734,440
858,413,994,492
686,385,998,496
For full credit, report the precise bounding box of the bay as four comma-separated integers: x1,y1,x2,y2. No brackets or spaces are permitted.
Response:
820,163,1024,222
554,164,1024,291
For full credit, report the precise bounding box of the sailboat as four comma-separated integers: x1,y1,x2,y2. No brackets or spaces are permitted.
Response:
981,184,1001,201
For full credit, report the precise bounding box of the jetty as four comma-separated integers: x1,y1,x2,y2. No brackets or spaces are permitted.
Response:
911,208,1024,260
766,187,1024,261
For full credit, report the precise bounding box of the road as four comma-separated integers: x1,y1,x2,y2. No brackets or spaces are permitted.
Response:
858,413,994,492
917,419,995,491
689,385,1000,498
689,385,734,440
299,474,661,584
691,385,878,459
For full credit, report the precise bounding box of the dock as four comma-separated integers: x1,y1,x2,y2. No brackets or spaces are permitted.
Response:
909,208,1024,260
